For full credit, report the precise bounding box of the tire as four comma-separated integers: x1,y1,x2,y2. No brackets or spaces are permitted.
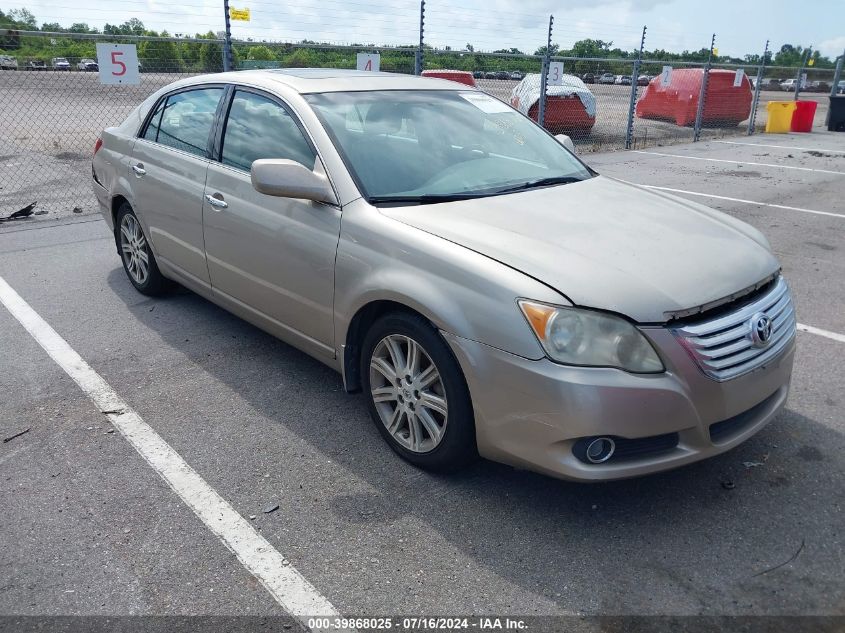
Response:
360,311,477,472
115,203,167,296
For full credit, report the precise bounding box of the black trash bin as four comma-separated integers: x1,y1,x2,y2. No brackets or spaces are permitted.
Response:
829,95,845,132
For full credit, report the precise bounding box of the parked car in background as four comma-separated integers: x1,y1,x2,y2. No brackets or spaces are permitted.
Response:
0,55,18,70
804,81,830,93
620,75,632,85
94,69,795,481
78,58,99,72
484,71,496,79
598,72,615,84
51,57,71,71
472,70,483,79
512,72,596,136
27,59,47,71
637,68,752,127
780,79,798,92
637,75,650,86
581,73,595,84
510,71,524,81
838,80,845,95
493,71,511,80
421,69,476,87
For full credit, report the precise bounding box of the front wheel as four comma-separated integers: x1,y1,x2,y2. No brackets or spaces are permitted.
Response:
115,203,167,296
361,311,477,472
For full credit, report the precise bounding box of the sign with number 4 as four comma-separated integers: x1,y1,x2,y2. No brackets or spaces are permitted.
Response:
547,61,564,86
357,53,380,72
96,43,139,85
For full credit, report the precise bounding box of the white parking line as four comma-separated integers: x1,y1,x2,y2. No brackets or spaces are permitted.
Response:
0,274,342,628
633,184,845,220
631,150,845,175
715,140,845,155
797,323,845,343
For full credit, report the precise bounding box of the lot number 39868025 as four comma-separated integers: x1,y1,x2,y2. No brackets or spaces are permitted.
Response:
96,43,140,85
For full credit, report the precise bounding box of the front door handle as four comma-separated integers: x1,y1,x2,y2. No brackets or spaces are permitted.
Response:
131,163,146,176
205,193,228,209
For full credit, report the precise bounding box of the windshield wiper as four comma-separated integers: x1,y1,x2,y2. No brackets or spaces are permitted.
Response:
492,176,585,194
368,192,495,205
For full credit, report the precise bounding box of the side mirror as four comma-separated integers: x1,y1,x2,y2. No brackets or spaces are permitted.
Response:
251,159,337,205
555,134,576,154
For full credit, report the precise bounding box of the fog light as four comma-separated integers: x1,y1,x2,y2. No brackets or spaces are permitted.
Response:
573,436,616,464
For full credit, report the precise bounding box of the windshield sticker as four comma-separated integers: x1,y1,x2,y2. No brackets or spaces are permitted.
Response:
458,92,512,114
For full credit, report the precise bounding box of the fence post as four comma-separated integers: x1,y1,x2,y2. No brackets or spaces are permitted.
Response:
222,0,234,71
538,15,553,129
748,39,769,135
415,0,425,75
831,50,844,95
794,46,810,101
827,50,844,128
693,33,715,142
625,25,646,149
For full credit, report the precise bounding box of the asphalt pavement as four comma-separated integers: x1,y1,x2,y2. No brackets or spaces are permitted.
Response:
0,132,843,626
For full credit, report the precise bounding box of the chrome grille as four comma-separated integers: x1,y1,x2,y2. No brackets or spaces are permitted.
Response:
670,276,796,381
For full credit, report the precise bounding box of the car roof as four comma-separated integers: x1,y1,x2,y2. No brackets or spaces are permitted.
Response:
170,68,476,94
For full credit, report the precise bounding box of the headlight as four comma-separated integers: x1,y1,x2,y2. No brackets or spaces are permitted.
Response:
518,300,664,373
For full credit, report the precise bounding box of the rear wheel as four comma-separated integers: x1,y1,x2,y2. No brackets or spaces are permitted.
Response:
115,203,167,296
361,311,477,472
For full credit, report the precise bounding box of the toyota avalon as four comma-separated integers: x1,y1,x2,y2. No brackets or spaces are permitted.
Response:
92,69,795,481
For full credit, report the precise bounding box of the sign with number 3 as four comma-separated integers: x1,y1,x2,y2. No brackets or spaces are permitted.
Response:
547,61,564,86
97,43,139,85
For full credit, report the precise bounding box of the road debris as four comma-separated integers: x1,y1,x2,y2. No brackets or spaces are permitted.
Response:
721,480,735,490
0,202,37,223
3,427,31,443
752,539,805,577
263,504,280,514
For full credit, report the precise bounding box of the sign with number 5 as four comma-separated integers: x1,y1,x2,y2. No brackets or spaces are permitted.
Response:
96,43,139,85
547,61,564,86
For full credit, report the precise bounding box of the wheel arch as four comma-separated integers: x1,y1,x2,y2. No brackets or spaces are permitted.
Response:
342,298,443,393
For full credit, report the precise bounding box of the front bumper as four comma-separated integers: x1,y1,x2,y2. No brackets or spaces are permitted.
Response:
443,327,794,481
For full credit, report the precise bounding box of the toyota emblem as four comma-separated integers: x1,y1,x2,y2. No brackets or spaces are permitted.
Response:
749,313,774,348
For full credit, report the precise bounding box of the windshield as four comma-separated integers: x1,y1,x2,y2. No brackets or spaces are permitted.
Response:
305,90,593,203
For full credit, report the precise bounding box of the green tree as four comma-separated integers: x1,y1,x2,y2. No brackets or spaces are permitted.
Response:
200,41,223,71
138,36,181,72
570,39,613,58
69,22,98,34
8,8,36,29
534,43,559,56
247,45,274,60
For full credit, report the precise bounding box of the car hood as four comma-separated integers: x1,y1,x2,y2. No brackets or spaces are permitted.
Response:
380,176,779,323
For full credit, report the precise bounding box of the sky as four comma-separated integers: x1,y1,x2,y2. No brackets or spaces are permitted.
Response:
9,0,845,59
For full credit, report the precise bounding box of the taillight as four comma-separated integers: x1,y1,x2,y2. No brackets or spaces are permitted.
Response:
93,137,103,156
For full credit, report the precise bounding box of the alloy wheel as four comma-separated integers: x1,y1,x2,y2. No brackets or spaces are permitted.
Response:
369,334,449,453
119,213,150,286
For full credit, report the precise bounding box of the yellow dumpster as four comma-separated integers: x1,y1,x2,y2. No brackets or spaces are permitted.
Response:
765,101,797,133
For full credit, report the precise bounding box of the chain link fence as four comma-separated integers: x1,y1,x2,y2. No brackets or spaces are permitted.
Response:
0,29,839,219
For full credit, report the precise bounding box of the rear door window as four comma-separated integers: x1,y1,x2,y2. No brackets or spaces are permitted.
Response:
155,88,224,158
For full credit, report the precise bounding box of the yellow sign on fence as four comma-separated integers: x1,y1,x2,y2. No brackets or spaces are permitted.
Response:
230,7,250,21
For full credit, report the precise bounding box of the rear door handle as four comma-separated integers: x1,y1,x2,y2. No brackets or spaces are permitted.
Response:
131,163,146,176
205,193,228,209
